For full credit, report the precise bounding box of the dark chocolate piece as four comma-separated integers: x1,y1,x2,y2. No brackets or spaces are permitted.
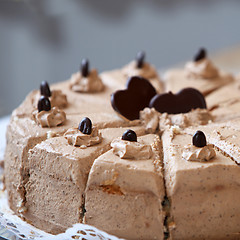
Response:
40,81,51,97
111,76,157,120
81,59,89,77
78,117,92,135
193,130,206,147
149,88,206,114
37,96,51,112
136,51,145,68
194,48,207,62
122,129,137,142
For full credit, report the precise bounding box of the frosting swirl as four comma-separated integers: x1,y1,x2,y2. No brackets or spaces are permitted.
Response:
122,61,158,79
64,126,102,148
33,107,66,128
111,138,152,159
140,108,213,132
182,144,216,162
140,107,159,133
50,90,68,108
159,109,213,131
70,69,104,93
185,58,219,79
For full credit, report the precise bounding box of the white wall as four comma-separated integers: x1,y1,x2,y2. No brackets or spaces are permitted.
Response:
0,0,240,116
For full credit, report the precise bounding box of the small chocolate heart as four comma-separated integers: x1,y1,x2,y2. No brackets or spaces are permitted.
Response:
149,88,206,114
111,76,157,120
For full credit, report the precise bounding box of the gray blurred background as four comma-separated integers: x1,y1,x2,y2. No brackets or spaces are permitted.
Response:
0,0,240,117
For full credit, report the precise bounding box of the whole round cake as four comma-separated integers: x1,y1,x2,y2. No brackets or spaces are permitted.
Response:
4,50,240,240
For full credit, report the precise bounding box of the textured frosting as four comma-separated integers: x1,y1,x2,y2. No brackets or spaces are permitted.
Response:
50,90,68,108
185,58,219,79
165,63,234,96
111,138,152,159
182,144,216,162
161,109,213,130
70,69,104,92
122,60,158,79
33,107,66,128
189,120,240,165
162,127,240,239
140,107,159,133
64,126,102,148
206,82,240,122
140,107,213,132
122,61,163,93
85,134,165,240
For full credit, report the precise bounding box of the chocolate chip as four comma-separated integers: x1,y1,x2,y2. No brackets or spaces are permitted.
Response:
40,81,51,97
194,48,207,62
149,88,206,114
193,130,206,147
136,51,145,68
78,117,92,135
37,96,51,112
111,76,157,120
81,59,89,77
122,129,137,142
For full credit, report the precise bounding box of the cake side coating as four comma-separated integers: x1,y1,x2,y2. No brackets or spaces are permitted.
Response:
84,134,165,240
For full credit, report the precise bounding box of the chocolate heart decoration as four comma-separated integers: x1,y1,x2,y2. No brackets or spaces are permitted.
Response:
111,76,157,120
149,88,206,114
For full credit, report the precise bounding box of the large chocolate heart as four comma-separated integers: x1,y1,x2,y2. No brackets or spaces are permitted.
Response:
111,76,157,120
149,88,206,114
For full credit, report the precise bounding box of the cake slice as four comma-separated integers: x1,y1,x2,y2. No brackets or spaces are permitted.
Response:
162,126,240,240
206,82,240,121
185,119,240,164
164,48,234,96
84,132,165,240
21,126,145,234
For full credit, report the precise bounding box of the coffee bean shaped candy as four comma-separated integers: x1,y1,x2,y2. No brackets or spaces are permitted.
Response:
78,117,92,135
